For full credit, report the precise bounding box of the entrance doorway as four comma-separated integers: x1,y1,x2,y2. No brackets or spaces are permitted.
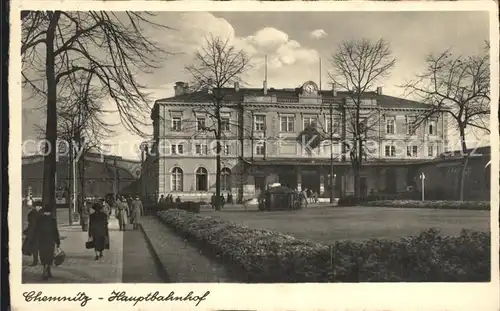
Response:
278,167,297,189
301,169,320,193
254,176,266,194
385,168,397,194
360,177,368,198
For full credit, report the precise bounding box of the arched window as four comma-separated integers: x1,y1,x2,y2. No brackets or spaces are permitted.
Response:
196,167,208,191
221,168,231,191
171,167,183,191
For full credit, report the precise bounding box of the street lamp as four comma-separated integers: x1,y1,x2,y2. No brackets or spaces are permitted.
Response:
328,84,337,204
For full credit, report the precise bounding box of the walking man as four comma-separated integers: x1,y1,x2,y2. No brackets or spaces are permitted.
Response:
130,196,144,230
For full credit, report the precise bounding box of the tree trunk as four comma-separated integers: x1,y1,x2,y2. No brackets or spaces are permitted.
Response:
79,151,86,205
68,141,73,225
357,138,363,199
215,112,222,211
42,12,61,217
215,140,222,211
457,129,469,201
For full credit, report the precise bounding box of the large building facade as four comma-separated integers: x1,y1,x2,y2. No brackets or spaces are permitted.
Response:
22,153,141,201
141,80,451,202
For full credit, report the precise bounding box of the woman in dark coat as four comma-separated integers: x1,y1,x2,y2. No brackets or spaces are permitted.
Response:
22,204,41,266
35,205,61,280
88,203,109,260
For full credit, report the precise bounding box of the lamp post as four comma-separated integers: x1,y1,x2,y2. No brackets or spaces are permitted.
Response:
419,172,426,201
329,84,337,204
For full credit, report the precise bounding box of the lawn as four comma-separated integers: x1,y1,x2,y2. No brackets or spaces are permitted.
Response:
201,206,490,244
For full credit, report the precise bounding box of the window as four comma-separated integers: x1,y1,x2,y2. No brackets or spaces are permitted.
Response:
221,118,230,131
172,117,182,132
386,117,395,134
407,146,418,157
223,145,230,155
171,144,184,155
325,117,339,134
428,145,434,157
195,144,208,155
428,121,436,135
303,117,317,130
254,115,265,132
406,117,416,135
280,116,295,132
171,167,183,191
197,118,206,131
221,168,231,191
385,145,396,157
256,142,266,155
196,167,208,191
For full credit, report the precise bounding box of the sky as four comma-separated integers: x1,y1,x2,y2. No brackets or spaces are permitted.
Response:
22,11,491,160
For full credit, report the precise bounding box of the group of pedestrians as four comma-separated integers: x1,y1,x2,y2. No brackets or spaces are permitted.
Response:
22,194,144,280
114,195,144,231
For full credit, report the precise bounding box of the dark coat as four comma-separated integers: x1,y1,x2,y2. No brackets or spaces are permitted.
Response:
130,199,143,224
88,210,109,251
35,214,60,265
22,209,40,256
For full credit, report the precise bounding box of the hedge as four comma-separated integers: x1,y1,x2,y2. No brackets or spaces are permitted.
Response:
144,202,201,216
157,209,490,282
362,200,490,210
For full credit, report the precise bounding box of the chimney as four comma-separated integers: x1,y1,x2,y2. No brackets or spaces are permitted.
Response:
234,82,240,92
332,83,337,97
207,78,213,94
174,81,186,96
376,87,383,95
263,80,268,95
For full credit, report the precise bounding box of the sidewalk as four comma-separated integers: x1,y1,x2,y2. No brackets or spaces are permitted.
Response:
141,216,236,282
22,216,124,283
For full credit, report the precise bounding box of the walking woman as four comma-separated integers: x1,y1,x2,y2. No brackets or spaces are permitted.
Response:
88,203,110,260
116,197,128,231
22,203,42,266
130,196,144,230
35,205,61,280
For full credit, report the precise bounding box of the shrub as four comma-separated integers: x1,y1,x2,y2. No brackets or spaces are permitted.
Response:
144,202,200,215
157,210,491,282
363,200,490,210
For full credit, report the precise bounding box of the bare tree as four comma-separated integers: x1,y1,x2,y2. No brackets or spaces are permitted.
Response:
402,47,490,201
185,35,252,210
22,11,171,213
328,38,396,199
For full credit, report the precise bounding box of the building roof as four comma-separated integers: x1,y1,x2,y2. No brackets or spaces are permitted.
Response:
155,87,431,110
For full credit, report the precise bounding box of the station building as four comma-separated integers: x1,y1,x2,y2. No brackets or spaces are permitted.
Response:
138,79,482,203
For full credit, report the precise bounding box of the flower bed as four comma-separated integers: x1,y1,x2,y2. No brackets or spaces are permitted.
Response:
157,209,490,282
362,200,490,210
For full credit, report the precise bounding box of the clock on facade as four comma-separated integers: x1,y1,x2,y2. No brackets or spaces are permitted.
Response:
302,81,317,94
